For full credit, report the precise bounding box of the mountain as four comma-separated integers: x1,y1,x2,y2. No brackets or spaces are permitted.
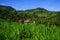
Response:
0,5,15,11
0,5,60,26
24,7,47,12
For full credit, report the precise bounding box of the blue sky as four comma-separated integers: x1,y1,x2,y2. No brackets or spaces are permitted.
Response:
0,0,60,11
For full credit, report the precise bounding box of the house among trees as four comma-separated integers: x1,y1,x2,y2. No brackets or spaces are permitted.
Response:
24,19,30,23
18,19,30,23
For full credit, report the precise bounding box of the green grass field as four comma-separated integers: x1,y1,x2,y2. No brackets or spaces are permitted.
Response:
0,20,60,40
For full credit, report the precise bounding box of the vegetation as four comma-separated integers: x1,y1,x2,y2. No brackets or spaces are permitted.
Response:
0,5,60,40
0,20,60,40
0,5,60,26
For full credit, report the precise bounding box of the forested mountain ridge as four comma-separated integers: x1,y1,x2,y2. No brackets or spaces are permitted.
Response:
0,5,15,11
0,5,60,26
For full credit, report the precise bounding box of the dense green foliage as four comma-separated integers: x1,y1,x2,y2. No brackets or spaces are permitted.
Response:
0,5,60,40
0,20,60,40
0,5,60,26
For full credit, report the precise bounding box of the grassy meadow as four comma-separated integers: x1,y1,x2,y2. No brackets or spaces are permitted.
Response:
0,20,60,40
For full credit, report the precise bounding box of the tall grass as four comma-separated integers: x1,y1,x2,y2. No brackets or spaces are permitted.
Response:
0,20,60,40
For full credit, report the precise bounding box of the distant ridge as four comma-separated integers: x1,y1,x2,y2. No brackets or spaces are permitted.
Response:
0,5,15,11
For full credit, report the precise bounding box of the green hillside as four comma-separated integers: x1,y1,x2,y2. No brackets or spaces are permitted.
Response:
0,5,60,40
0,5,60,26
